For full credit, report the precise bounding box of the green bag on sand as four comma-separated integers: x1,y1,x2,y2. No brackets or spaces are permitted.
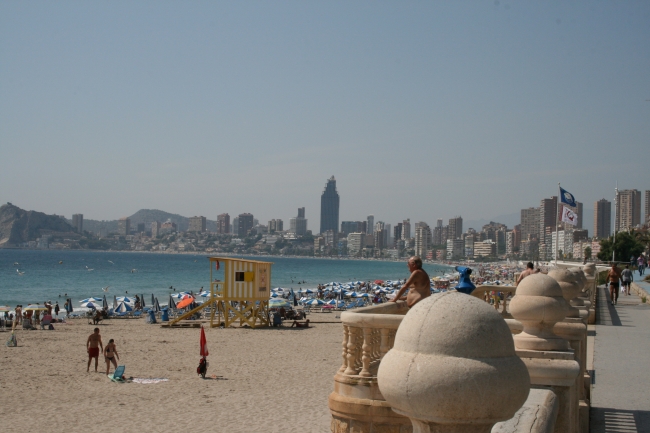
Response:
5,332,17,347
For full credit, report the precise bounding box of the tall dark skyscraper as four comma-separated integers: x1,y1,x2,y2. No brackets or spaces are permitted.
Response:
320,176,340,234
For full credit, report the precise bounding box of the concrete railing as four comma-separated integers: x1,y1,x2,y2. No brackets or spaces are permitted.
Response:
329,267,597,433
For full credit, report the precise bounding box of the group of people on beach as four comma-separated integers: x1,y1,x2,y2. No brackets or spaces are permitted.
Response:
86,327,120,375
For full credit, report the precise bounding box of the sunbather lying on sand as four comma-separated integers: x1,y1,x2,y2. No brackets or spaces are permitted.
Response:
291,319,310,328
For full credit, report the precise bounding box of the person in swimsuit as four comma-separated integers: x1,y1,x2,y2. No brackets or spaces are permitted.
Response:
390,256,431,308
104,339,120,375
87,328,103,372
516,262,535,286
607,262,622,306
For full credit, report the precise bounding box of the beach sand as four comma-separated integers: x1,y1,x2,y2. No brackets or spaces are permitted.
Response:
1,314,342,433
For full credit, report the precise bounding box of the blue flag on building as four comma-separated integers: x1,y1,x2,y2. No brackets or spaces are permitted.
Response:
559,187,577,207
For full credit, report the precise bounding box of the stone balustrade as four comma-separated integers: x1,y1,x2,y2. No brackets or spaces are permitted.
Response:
329,265,598,433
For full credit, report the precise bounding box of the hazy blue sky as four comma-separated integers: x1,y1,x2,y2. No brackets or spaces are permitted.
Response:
1,1,648,230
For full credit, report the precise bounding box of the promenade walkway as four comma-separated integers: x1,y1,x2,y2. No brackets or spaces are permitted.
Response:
590,280,650,433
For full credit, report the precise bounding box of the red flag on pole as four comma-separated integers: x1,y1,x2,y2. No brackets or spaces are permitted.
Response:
200,326,209,357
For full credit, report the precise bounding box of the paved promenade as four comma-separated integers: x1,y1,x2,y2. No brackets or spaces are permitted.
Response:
590,279,650,433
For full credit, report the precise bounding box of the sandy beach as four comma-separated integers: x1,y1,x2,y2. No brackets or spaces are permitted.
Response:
1,314,342,433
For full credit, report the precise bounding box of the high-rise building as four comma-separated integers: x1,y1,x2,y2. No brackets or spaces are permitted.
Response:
268,219,283,233
341,221,363,237
575,202,583,229
446,238,464,259
402,219,411,240
151,221,161,238
137,223,145,233
384,223,391,246
290,208,308,236
436,219,443,228
520,207,540,241
72,214,83,233
646,190,650,224
320,176,340,234
415,223,431,258
374,229,386,251
448,216,463,240
237,213,254,237
594,199,611,239
347,232,364,256
232,217,239,236
217,213,230,234
367,215,375,234
616,189,641,231
188,216,207,232
393,223,402,247
539,197,558,240
117,217,131,236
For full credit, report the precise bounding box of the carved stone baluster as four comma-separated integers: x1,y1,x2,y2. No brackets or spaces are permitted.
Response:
360,327,372,377
344,327,360,375
338,325,349,373
379,328,390,359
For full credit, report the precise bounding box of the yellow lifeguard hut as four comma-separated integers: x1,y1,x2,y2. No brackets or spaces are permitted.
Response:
167,257,272,328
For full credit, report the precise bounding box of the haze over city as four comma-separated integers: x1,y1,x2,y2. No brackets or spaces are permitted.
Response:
1,2,648,227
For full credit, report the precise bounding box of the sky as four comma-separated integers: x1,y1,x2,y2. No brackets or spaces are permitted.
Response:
1,1,649,232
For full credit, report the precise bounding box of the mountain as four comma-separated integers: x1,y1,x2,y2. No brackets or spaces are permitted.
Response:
0,203,75,247
81,209,218,234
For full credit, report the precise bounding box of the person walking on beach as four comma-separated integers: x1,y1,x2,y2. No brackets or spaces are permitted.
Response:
390,256,430,308
87,328,103,372
607,263,622,305
621,265,633,296
54,302,60,317
104,339,120,376
516,262,535,286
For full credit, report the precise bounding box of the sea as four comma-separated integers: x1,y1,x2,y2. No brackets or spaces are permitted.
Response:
0,250,452,308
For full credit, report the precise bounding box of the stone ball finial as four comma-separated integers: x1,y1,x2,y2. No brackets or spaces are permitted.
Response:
509,273,570,351
548,268,582,318
568,267,587,292
582,263,596,278
377,292,530,433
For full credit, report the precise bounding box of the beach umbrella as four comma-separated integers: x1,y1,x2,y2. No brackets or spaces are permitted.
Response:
151,294,155,307
0,306,10,312
168,295,177,309
171,292,190,299
25,304,48,310
301,288,314,294
198,291,211,298
304,299,325,306
200,326,209,357
356,293,371,298
80,297,103,303
176,296,195,309
326,299,345,307
114,302,133,313
141,294,146,308
102,295,108,310
269,298,291,308
66,298,73,313
154,298,161,313
270,292,281,298
347,292,359,298
116,296,135,304
81,301,102,309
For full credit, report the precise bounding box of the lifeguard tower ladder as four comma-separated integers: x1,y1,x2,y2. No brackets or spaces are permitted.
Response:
167,257,272,328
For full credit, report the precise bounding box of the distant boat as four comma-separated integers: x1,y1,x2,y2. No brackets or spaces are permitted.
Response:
14,262,19,266
59,261,63,264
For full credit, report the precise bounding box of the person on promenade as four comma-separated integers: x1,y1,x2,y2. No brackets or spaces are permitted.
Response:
621,265,633,296
607,263,622,305
103,339,120,376
516,262,535,286
87,328,103,372
390,256,430,308
638,255,646,277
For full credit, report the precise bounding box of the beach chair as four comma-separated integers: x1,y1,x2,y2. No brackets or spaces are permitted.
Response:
108,365,126,382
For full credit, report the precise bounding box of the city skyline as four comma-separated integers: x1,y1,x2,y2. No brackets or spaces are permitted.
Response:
1,3,649,225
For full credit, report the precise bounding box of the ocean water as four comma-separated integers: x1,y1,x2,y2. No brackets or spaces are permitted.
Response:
0,250,451,307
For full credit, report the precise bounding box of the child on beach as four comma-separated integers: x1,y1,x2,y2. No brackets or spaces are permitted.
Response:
104,339,120,376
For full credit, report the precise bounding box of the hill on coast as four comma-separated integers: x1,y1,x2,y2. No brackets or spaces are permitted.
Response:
0,203,75,247
81,209,218,234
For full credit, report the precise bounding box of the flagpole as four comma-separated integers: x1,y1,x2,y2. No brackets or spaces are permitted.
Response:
613,182,618,263
555,183,560,266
